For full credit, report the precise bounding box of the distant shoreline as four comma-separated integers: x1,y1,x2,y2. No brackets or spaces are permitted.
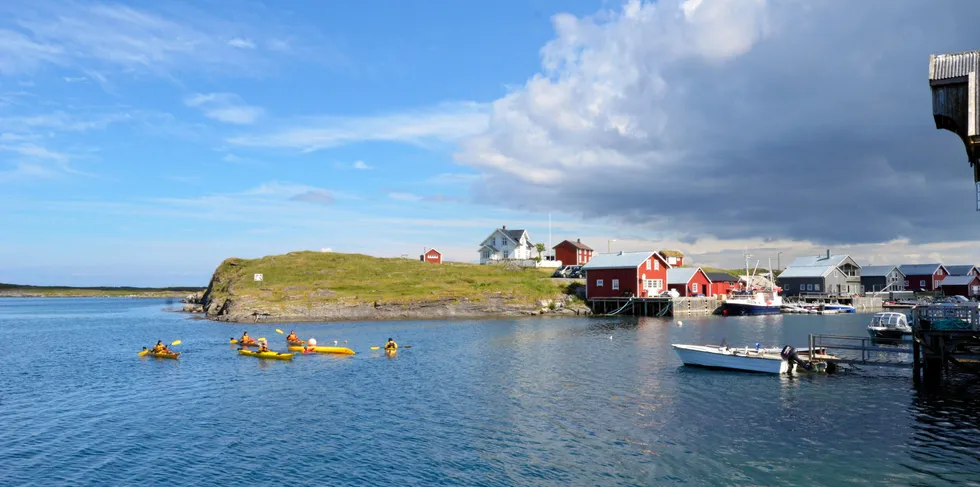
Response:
0,285,203,299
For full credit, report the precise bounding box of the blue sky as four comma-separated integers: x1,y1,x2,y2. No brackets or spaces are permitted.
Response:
3,0,980,286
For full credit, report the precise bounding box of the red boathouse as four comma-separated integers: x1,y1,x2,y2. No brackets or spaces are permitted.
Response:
581,251,670,299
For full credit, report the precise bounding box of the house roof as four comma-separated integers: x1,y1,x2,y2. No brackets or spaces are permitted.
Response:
667,267,705,285
861,265,901,278
939,275,979,286
898,263,945,275
554,239,593,251
659,249,684,258
705,272,738,283
479,244,499,252
582,251,661,270
425,248,441,255
945,265,977,276
779,254,853,278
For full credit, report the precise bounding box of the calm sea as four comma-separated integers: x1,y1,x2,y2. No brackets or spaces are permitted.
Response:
1,298,978,486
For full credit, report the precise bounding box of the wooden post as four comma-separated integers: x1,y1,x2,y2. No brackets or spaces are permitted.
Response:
912,335,921,384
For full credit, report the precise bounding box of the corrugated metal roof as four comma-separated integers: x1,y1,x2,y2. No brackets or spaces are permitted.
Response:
898,263,943,275
705,272,738,282
945,265,977,276
667,267,702,285
939,275,977,286
930,50,980,82
861,265,900,278
582,251,654,270
779,254,853,278
778,266,833,278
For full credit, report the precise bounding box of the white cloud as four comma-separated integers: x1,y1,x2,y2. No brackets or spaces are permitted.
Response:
184,92,263,125
353,160,371,170
227,38,256,49
0,161,59,182
228,101,489,152
63,76,86,83
388,192,423,202
454,0,980,247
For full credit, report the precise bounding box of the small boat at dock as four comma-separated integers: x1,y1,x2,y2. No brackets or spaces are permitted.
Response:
867,312,911,340
672,343,829,375
823,303,856,313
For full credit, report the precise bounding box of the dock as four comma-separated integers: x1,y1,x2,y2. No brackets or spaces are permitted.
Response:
588,297,720,317
804,303,980,385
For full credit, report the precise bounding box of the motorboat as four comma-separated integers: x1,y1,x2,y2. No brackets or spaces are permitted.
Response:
672,343,825,375
867,312,911,340
721,253,783,316
823,303,856,313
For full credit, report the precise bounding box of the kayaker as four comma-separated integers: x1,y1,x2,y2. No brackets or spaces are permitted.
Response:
240,332,252,343
303,338,317,353
384,338,398,351
151,340,165,352
258,339,270,353
286,330,299,342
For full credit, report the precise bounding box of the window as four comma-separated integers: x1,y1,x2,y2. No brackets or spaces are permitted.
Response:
596,279,604,287
904,280,910,287
646,260,651,270
806,284,813,291
612,279,620,290
920,280,926,287
691,282,699,293
654,260,660,270
814,284,821,291
645,279,663,290
800,284,806,291
503,251,510,259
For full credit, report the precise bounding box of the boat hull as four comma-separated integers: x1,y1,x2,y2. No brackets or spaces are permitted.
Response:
672,345,789,374
722,302,782,316
867,328,910,340
824,305,856,313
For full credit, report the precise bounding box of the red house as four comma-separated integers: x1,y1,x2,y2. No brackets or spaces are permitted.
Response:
553,239,594,266
659,250,684,267
420,248,442,264
667,267,712,297
938,275,980,297
705,271,739,296
898,263,948,291
581,251,670,299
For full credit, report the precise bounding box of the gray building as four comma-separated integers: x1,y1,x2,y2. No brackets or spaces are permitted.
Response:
777,251,862,297
861,265,906,293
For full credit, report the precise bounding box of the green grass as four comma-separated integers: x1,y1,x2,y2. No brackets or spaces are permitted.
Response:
0,283,202,297
206,251,568,307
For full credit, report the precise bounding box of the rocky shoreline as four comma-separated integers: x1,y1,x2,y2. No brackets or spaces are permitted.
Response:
179,291,592,323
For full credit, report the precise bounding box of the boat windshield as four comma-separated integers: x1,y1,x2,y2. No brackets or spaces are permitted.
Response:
871,313,907,328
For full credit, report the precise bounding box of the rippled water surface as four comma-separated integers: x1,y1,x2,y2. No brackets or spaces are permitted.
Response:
2,298,979,486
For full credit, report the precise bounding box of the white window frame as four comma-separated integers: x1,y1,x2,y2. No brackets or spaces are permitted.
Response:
654,260,660,270
646,260,651,270
612,279,620,290
920,280,926,287
596,279,604,287
814,284,820,291
806,284,813,291
652,279,663,290
691,282,698,293
800,284,806,291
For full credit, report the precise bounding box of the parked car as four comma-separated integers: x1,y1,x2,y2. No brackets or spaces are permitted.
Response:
567,266,584,278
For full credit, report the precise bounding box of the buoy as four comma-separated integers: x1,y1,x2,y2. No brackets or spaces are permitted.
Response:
677,321,683,327
609,336,613,340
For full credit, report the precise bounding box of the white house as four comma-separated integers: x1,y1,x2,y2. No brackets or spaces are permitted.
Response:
479,226,537,264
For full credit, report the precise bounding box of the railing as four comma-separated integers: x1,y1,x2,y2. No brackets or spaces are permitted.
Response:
810,334,913,366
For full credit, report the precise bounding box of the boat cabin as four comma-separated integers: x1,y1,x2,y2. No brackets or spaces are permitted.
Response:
869,312,909,330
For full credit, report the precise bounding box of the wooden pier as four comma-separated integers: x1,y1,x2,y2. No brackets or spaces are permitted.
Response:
785,293,883,310
588,297,720,317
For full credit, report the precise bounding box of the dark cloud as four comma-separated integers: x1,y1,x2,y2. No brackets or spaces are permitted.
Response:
456,0,980,246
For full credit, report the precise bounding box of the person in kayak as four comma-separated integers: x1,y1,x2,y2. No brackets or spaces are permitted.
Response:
286,330,299,342
257,339,270,353
384,338,398,351
151,340,165,352
240,332,252,344
303,338,318,353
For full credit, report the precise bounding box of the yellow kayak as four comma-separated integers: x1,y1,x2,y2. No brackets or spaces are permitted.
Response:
143,351,180,359
238,349,294,360
287,345,355,355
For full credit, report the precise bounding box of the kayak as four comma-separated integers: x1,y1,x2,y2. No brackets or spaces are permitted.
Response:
238,349,294,360
232,339,259,347
286,340,305,346
145,351,180,359
287,345,355,355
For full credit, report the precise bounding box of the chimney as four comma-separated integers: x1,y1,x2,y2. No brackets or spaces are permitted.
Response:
826,249,831,259
502,225,506,230
577,238,581,243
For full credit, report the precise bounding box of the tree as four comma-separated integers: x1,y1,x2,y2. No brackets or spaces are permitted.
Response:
535,243,546,259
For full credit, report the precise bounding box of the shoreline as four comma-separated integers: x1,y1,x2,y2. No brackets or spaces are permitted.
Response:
0,293,195,299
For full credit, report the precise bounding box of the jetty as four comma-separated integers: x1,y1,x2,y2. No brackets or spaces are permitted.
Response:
803,303,980,385
588,296,719,317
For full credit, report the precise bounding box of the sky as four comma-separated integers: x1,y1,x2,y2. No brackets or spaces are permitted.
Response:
2,0,980,287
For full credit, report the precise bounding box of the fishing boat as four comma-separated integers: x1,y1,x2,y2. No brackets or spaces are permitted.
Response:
867,312,912,340
672,343,825,374
721,253,783,316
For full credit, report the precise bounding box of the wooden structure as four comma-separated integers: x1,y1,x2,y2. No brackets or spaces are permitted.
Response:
420,248,442,264
930,50,980,207
581,251,669,299
667,266,711,297
553,239,594,266
588,296,719,317
898,263,948,292
911,303,980,384
938,275,980,297
706,272,738,296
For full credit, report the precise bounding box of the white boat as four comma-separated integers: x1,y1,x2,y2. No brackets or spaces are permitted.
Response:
867,312,911,340
721,253,783,316
823,303,856,313
672,344,817,374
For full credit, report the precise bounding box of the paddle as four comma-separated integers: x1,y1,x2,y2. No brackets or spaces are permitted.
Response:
276,329,284,334
370,345,411,350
